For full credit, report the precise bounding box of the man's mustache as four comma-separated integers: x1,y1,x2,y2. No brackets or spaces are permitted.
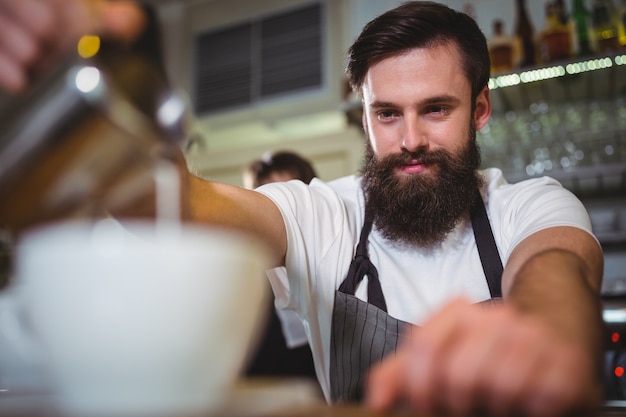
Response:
379,149,452,168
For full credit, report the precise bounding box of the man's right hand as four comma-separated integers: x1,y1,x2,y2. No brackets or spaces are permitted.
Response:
0,0,145,94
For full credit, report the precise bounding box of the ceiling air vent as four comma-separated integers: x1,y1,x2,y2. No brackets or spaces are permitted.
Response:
194,2,323,115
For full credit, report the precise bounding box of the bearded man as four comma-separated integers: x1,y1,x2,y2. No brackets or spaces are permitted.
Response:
187,2,603,415
0,0,604,416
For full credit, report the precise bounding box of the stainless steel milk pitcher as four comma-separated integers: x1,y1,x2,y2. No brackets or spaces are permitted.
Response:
0,46,188,232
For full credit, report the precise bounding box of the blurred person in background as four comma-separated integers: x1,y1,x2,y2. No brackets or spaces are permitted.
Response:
243,150,317,190
243,151,318,387
0,1,605,416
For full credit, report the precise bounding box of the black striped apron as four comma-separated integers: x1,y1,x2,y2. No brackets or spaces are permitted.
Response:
329,191,503,402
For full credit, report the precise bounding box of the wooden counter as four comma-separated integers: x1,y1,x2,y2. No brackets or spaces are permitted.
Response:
1,378,623,417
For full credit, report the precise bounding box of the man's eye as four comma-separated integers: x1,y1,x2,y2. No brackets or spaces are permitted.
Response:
427,106,448,115
377,110,397,120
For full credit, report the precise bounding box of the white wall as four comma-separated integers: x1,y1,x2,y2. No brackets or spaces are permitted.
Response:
185,126,366,187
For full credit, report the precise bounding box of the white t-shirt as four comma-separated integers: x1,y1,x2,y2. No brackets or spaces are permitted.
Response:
257,168,594,401
266,267,309,348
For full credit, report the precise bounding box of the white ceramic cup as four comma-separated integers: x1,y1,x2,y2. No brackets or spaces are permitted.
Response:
5,218,271,417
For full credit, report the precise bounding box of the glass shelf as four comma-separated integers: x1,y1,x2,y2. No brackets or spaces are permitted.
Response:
478,53,626,195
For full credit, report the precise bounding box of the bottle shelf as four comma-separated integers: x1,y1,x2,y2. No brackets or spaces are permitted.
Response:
488,52,626,112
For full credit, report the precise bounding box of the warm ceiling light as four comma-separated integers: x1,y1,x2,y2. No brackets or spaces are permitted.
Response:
77,35,101,58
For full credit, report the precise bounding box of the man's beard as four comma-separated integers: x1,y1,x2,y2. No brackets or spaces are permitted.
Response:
361,126,484,249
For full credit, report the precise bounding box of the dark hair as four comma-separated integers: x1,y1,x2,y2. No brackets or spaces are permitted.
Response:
246,151,318,188
346,1,490,101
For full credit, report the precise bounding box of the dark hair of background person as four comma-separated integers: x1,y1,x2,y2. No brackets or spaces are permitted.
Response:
346,1,490,103
246,151,318,188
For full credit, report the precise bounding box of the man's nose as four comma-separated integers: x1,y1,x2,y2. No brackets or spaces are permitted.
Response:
400,116,428,152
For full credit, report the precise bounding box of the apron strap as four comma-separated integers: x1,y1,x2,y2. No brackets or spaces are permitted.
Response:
338,215,387,312
470,190,503,298
338,190,504,311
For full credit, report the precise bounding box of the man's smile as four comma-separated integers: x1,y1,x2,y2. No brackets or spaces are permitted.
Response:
399,160,427,174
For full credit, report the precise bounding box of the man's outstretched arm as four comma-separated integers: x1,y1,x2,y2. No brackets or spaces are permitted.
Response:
184,170,288,267
366,226,604,417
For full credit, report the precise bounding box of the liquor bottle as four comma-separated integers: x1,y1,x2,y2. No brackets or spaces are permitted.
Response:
571,0,594,56
617,0,626,47
540,1,572,63
515,0,537,68
555,0,569,25
489,19,515,73
591,0,619,53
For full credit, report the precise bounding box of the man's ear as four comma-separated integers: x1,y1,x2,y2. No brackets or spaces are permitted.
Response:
474,86,492,131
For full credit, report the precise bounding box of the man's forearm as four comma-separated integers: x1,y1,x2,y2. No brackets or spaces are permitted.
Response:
507,249,604,377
